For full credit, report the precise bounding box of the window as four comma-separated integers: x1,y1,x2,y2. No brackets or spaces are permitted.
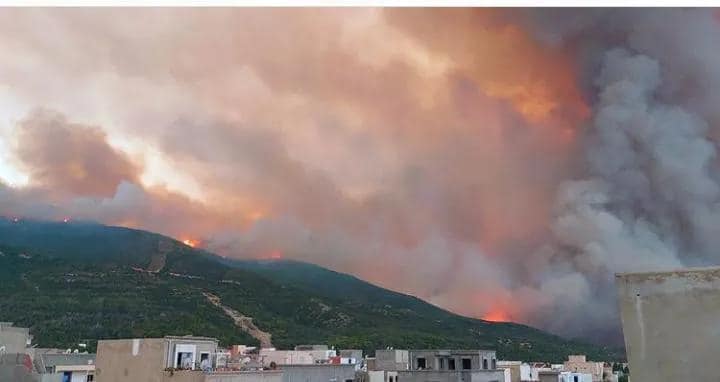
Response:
86,376,94,382
200,353,211,371
448,359,456,370
573,377,579,382
491,359,496,370
439,358,445,370
483,359,488,370
389,377,394,382
416,358,426,369
462,358,471,370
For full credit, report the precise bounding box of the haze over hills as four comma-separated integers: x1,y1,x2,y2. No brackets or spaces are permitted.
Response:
0,218,623,362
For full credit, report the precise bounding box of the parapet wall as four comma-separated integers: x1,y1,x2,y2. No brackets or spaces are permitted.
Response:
616,267,720,381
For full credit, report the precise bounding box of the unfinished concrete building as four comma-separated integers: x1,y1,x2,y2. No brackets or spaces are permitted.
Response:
397,350,504,382
616,266,720,381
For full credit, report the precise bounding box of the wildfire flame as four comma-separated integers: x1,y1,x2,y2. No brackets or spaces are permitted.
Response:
261,249,283,260
182,238,199,248
483,307,510,322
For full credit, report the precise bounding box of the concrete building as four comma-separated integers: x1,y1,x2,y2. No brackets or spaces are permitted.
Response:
561,356,602,382
496,361,520,382
36,353,95,382
206,370,282,382
0,352,39,382
537,371,558,382
616,266,720,381
260,348,337,367
0,322,32,354
396,350,504,382
281,364,357,382
558,373,592,382
95,336,220,381
0,323,38,382
407,350,497,372
372,350,409,371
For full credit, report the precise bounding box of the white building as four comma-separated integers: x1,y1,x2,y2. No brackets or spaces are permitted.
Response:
559,372,592,382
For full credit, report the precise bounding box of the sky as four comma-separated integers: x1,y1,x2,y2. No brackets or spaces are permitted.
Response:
2,8,720,344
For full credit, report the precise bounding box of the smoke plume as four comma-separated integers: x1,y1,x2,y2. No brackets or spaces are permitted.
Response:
1,8,719,345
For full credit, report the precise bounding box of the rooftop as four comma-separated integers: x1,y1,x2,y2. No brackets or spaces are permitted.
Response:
41,353,96,367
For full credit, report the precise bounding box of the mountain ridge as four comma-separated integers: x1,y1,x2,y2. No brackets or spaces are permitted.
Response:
0,217,623,362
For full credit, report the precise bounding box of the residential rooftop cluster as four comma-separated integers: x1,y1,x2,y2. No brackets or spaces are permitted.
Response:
0,322,626,382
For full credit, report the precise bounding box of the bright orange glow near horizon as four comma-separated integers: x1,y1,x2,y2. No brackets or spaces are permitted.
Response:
182,238,200,248
483,307,511,322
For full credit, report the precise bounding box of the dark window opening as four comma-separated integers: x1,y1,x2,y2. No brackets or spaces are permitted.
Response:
439,358,445,370
448,359,456,370
389,377,393,382
483,359,488,370
417,358,426,369
491,359,496,370
462,358,471,370
573,377,579,382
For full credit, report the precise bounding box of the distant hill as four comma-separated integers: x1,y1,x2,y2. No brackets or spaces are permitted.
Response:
0,218,623,362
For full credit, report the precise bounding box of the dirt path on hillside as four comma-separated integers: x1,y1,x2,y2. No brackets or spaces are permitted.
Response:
146,239,173,272
203,292,273,348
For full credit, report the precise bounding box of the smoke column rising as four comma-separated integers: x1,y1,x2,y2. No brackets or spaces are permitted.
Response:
1,8,720,344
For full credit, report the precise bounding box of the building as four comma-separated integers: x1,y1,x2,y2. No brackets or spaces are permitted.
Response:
0,323,38,382
558,373,592,382
36,353,95,382
616,266,720,381
95,336,221,381
561,356,602,382
372,350,409,371
206,370,282,382
407,350,497,372
537,371,559,382
496,361,520,382
260,348,336,367
0,322,32,354
281,364,357,382
397,350,505,382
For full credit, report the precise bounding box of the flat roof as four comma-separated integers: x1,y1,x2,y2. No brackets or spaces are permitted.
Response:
41,353,96,367
615,265,720,280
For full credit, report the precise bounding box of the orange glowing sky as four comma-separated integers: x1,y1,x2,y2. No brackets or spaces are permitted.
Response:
0,8,600,332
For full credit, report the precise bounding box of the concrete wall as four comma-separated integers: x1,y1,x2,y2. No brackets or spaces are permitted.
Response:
96,338,168,382
495,361,519,382
616,267,720,381
0,324,31,354
373,351,408,371
562,356,602,382
206,370,283,382
397,370,505,382
281,364,357,382
408,351,497,372
0,353,40,382
538,371,559,382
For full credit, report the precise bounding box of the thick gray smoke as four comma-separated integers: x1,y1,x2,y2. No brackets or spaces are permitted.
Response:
1,9,720,346
522,9,720,342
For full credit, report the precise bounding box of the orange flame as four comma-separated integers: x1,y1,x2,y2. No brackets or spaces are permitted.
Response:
483,307,510,322
182,238,199,248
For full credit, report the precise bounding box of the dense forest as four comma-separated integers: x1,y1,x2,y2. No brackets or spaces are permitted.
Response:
0,218,623,362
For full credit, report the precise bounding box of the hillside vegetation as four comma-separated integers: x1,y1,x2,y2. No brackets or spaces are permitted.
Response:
0,218,623,362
